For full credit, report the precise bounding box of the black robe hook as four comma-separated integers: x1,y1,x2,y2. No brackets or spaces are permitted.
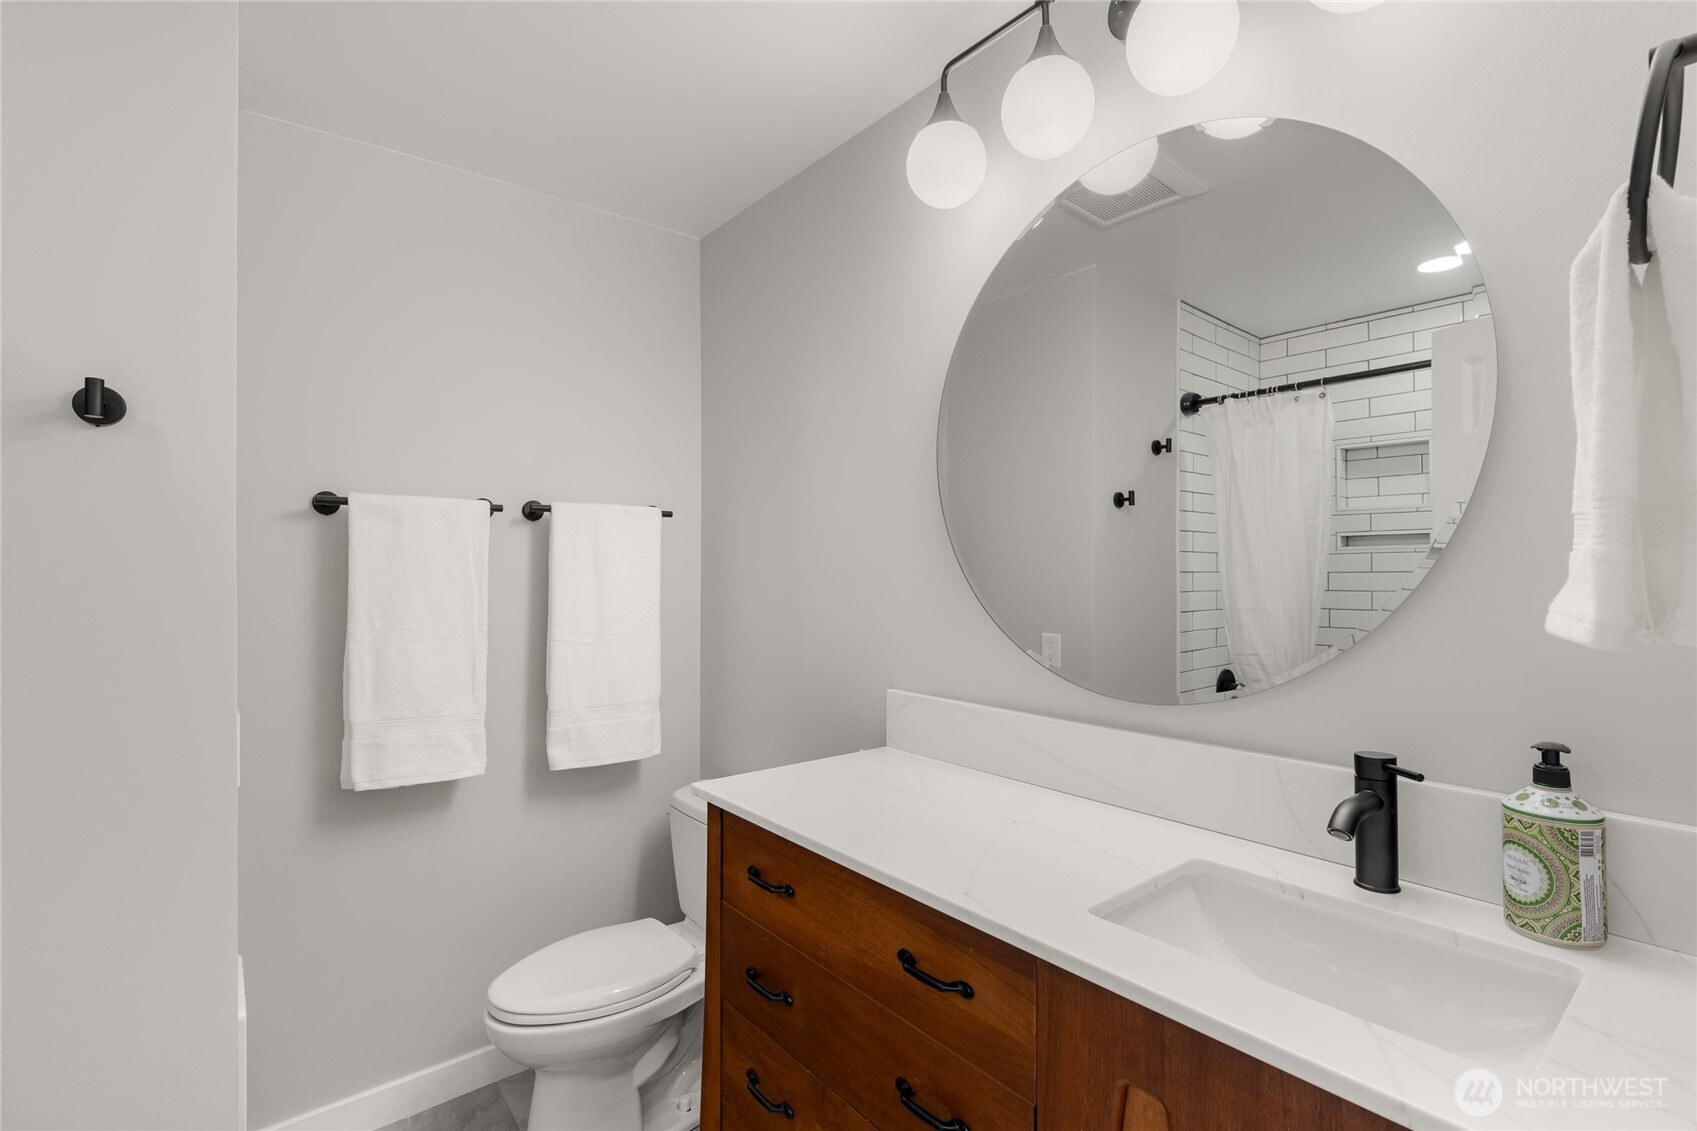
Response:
71,377,126,427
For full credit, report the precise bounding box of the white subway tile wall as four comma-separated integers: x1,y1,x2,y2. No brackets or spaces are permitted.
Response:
1175,288,1488,704
1177,304,1257,704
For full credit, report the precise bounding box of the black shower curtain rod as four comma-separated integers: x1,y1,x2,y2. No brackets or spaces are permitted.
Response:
1179,359,1430,417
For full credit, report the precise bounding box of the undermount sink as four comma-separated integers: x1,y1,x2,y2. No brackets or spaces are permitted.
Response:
1091,862,1581,1059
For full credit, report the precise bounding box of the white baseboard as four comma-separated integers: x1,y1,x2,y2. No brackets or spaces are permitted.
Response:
261,1045,521,1131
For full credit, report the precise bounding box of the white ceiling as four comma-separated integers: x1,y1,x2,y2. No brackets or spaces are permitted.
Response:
239,1,1007,238
984,119,1484,336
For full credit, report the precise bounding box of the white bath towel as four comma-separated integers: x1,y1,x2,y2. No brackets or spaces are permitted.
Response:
341,493,490,790
1547,181,1697,649
547,504,662,768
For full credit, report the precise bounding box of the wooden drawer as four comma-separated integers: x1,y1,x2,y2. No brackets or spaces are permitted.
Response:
722,1005,872,1131
721,813,1036,1094
723,905,1035,1131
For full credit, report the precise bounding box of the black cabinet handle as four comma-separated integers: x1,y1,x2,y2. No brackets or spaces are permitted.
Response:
744,966,794,1006
746,1069,795,1119
897,949,975,999
895,1078,968,1131
746,865,795,898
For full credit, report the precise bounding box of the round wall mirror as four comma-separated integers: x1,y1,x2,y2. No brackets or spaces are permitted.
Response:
938,119,1495,705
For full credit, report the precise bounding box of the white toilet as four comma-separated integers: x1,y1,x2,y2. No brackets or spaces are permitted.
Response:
485,785,709,1131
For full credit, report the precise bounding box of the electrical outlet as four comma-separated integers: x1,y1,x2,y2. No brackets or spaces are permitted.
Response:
1041,633,1061,669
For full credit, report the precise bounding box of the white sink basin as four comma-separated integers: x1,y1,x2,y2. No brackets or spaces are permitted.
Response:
1091,862,1581,1059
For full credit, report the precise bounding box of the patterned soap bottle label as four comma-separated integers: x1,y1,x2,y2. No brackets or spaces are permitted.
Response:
1502,813,1606,947
1503,842,1551,903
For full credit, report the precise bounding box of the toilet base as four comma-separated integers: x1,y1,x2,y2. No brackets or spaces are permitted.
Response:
637,1003,702,1131
524,1054,700,1131
512,1002,702,1131
528,1060,642,1131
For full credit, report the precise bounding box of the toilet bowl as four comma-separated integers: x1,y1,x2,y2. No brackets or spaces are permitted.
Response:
484,785,709,1131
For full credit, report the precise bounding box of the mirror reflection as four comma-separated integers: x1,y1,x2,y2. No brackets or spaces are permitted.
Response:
938,119,1496,704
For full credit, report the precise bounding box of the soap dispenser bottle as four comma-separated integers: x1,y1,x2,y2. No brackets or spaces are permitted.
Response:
1502,742,1606,947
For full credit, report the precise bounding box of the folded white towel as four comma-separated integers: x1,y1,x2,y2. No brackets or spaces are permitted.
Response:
547,504,662,769
1547,182,1696,649
341,493,490,790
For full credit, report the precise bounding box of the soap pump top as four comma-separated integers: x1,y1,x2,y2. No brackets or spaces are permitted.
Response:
1531,741,1573,789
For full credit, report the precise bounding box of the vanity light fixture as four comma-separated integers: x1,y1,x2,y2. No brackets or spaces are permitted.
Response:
907,91,989,209
1002,5,1095,160
1417,254,1464,273
1197,116,1273,140
909,0,1242,208
1122,0,1240,98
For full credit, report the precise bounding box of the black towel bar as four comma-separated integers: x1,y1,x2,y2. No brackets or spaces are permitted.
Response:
311,491,503,516
1628,32,1697,265
521,501,673,521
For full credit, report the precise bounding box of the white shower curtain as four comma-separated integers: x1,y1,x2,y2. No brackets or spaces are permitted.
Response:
1204,394,1334,691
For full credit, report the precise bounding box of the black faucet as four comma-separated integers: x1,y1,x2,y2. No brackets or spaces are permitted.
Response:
1327,752,1424,893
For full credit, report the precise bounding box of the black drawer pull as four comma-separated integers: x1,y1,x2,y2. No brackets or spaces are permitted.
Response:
746,1069,795,1119
746,865,795,898
897,948,975,999
744,966,794,1006
896,1078,968,1131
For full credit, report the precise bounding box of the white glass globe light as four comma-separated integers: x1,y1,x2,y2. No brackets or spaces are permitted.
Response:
907,92,988,209
1001,24,1095,160
1311,0,1384,12
1125,0,1240,97
1079,138,1159,195
1198,116,1272,140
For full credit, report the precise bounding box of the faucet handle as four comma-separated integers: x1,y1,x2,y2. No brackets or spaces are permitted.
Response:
1352,751,1424,782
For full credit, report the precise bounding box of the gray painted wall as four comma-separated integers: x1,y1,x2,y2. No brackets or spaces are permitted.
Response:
238,115,701,1127
1,4,240,1126
701,2,1697,824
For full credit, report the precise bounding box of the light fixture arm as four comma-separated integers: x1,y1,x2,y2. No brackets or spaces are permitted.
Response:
1106,0,1141,42
939,0,1047,94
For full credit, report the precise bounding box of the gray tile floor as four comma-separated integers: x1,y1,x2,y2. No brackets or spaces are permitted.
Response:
376,1071,533,1131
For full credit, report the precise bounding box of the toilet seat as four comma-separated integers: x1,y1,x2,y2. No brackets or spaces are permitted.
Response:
488,918,698,1027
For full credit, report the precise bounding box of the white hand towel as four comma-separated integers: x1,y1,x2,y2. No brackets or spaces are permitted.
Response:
1547,182,1696,649
1645,178,1697,646
342,493,490,790
547,503,662,769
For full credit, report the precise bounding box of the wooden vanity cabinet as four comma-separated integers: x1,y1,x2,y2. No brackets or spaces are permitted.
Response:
703,807,1403,1131
1037,964,1401,1131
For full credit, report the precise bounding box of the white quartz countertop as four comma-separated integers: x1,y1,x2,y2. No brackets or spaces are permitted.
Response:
694,748,1697,1131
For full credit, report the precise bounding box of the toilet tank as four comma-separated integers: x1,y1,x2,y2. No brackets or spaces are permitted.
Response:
668,785,709,929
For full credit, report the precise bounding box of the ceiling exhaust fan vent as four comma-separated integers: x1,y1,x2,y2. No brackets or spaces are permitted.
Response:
1060,155,1207,228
